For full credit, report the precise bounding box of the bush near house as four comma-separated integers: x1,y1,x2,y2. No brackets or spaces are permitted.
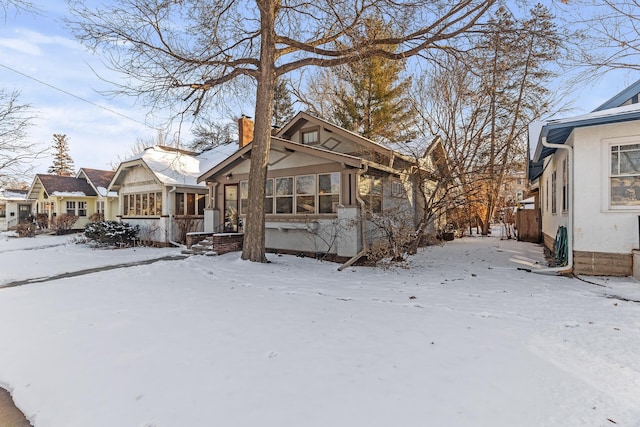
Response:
51,214,78,235
35,213,49,230
84,221,139,247
15,222,36,237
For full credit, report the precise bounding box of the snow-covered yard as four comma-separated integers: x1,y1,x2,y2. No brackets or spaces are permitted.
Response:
0,232,639,426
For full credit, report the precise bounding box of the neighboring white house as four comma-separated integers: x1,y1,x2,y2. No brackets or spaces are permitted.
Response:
197,113,450,262
0,188,33,231
108,145,237,245
530,79,640,276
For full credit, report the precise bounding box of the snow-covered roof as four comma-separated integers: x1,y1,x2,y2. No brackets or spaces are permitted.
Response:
0,188,28,201
121,144,240,187
533,103,640,163
50,191,89,197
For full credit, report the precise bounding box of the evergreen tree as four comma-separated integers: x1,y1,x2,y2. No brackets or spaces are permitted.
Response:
301,17,416,143
47,134,75,176
272,79,295,128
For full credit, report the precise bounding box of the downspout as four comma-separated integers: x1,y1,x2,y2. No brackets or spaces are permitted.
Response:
531,136,573,275
338,165,369,271
168,186,183,248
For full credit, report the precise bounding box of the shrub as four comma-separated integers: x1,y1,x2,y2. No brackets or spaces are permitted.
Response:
51,214,78,235
15,222,36,238
35,213,49,229
84,221,139,247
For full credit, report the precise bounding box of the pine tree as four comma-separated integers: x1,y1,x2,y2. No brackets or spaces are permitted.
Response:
272,79,295,128
47,134,75,176
301,17,416,143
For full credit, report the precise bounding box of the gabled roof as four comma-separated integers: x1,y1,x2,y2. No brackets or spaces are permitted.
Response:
77,168,116,197
593,79,640,112
111,144,239,189
533,103,640,163
198,137,367,183
28,174,98,199
276,111,397,158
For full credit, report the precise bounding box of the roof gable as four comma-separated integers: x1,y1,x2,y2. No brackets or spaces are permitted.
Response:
31,174,98,198
276,111,395,158
77,168,116,197
112,144,239,189
198,137,365,183
593,79,640,112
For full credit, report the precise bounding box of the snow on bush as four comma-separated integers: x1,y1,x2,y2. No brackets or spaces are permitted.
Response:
83,221,139,247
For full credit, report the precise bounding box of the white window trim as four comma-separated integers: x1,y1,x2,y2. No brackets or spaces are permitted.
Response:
601,135,640,212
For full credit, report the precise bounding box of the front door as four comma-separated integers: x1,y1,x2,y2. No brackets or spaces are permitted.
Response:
18,204,31,223
224,184,238,232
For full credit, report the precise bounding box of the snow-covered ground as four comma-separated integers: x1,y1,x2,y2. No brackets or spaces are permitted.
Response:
0,232,639,426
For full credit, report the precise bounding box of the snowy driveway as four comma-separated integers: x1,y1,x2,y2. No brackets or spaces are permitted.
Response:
0,234,639,426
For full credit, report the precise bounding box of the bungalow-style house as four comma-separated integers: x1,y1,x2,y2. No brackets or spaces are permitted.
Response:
197,112,449,261
0,188,33,231
27,167,116,230
108,145,237,245
529,79,640,276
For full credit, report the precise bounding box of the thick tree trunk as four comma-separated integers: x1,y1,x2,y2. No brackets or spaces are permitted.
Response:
241,0,278,263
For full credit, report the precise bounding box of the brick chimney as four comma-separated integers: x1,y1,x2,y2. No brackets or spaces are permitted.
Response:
238,115,254,148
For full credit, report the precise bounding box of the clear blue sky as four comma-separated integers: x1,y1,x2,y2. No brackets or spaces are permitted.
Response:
0,1,638,177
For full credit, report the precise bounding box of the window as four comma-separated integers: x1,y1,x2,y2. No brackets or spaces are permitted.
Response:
610,143,640,206
0,204,5,218
359,175,383,213
545,178,549,212
276,177,294,214
296,175,316,214
265,178,274,214
318,173,340,213
197,194,206,215
391,180,404,197
123,192,162,216
66,201,76,215
551,171,557,214
141,193,148,215
78,201,87,217
302,129,319,145
240,181,249,215
96,200,105,215
176,192,185,215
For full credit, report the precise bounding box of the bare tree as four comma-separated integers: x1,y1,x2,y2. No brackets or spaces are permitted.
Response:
0,1,41,185
67,0,497,262
0,90,41,186
189,118,237,152
571,1,640,76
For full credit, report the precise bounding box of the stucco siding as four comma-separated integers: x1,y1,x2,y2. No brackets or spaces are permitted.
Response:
573,123,640,254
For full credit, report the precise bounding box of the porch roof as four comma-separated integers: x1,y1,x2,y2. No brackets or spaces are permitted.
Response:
198,137,366,183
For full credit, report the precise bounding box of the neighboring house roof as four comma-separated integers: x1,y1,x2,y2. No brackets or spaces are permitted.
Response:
0,188,28,201
111,144,239,190
78,168,116,197
27,174,98,199
592,78,640,112
198,137,368,183
533,103,640,163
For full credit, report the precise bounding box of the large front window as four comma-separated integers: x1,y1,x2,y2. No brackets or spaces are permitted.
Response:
240,172,341,215
610,143,640,206
123,192,162,217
